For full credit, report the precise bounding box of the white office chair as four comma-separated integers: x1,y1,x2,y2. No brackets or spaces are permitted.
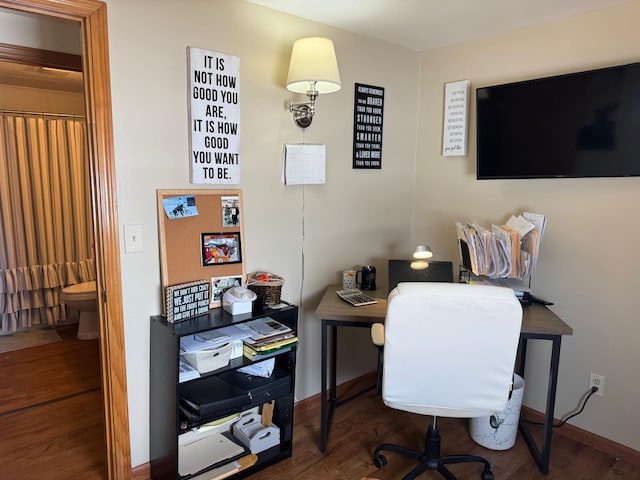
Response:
371,282,522,480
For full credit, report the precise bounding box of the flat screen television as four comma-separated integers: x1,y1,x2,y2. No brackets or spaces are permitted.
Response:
476,61,640,179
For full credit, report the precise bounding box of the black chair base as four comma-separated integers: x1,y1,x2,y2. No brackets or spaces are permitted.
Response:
373,423,494,480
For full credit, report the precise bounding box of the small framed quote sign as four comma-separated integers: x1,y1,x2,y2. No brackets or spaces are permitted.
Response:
353,83,384,169
188,47,241,184
165,280,210,323
442,80,470,157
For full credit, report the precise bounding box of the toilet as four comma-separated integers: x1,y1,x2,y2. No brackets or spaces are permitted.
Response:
61,281,99,340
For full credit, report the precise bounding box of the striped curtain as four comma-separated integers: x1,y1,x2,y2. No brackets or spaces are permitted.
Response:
0,113,95,333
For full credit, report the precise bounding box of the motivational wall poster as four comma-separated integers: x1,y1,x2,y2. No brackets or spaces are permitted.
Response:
353,83,384,169
188,47,240,184
442,79,470,157
165,280,210,322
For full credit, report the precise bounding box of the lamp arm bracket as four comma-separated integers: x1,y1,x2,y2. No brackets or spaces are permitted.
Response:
289,100,315,113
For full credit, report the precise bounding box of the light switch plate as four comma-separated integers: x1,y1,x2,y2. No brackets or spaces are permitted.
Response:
124,224,143,253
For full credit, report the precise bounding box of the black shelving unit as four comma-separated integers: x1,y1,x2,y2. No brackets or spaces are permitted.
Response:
150,304,298,479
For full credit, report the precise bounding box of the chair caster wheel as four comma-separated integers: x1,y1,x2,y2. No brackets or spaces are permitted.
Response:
374,453,387,468
481,470,495,480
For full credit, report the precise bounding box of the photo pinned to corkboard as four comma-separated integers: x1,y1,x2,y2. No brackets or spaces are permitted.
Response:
157,189,246,310
221,195,241,227
211,275,243,305
201,232,242,266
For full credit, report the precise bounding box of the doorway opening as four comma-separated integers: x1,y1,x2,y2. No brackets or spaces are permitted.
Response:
0,2,131,478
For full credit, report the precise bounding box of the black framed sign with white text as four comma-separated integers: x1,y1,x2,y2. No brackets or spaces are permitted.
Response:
353,83,384,169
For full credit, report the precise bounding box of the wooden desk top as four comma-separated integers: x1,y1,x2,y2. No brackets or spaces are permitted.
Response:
314,285,573,336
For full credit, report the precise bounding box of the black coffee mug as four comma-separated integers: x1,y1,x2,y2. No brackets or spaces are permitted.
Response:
356,265,376,291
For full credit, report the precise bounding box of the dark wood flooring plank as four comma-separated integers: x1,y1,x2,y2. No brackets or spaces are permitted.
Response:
252,386,640,480
0,326,101,415
0,325,105,480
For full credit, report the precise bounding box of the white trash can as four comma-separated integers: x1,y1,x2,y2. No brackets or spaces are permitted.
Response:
469,374,524,450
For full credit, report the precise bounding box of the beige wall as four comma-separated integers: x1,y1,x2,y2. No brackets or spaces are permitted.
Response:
6,0,638,468
416,2,640,452
104,0,419,466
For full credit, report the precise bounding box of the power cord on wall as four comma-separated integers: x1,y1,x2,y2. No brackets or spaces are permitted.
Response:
522,386,599,428
298,128,307,312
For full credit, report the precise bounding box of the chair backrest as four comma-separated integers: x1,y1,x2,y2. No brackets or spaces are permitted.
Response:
387,259,454,293
382,282,522,418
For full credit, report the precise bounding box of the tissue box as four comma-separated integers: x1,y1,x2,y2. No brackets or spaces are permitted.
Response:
232,412,280,454
222,299,252,315
181,342,231,374
222,287,255,315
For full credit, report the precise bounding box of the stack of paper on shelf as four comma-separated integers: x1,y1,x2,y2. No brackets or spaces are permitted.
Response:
457,212,546,280
178,432,246,477
236,317,298,361
179,361,200,383
180,325,248,353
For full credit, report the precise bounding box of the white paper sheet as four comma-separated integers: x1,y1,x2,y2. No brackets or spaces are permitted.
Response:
179,433,244,476
283,144,326,185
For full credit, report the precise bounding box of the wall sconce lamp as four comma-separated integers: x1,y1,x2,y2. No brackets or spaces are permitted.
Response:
411,245,433,270
286,37,341,128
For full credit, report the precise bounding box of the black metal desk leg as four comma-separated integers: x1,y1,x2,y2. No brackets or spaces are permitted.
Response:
320,320,378,452
539,336,562,474
518,334,562,475
320,319,328,452
321,322,339,453
330,324,338,403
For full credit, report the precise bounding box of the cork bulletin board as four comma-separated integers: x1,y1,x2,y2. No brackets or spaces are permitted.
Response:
157,189,246,308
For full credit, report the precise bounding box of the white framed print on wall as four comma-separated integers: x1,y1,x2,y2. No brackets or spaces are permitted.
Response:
442,80,470,157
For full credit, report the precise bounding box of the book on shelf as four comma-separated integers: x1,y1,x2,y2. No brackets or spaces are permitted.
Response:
242,342,297,361
243,332,297,351
248,336,298,353
236,317,292,342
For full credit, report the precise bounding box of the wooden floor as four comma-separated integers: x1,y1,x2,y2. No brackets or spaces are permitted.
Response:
253,375,640,480
3,329,638,480
0,325,106,480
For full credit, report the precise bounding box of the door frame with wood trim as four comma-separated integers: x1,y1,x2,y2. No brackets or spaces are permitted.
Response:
0,1,131,478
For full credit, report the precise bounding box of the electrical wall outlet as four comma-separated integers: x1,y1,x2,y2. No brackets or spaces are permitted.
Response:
589,373,604,397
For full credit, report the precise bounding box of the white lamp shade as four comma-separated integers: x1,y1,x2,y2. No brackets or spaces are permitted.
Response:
413,245,433,259
286,37,341,94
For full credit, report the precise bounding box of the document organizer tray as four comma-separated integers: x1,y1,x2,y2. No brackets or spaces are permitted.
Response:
459,266,532,306
219,367,291,407
180,376,251,419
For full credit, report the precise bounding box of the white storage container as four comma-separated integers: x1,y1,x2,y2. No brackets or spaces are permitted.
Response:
232,413,280,454
181,342,231,374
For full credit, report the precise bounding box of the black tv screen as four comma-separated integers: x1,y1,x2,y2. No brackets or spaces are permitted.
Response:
476,61,640,179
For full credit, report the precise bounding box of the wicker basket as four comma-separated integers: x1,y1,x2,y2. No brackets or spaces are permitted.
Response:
247,272,284,306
